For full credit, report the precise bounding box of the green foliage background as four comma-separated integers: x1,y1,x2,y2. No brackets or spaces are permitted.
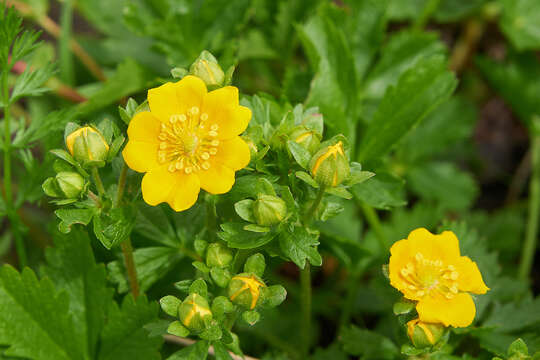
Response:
1,0,540,359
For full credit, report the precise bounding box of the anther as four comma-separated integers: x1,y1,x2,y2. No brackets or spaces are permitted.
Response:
200,113,208,121
211,140,219,146
190,106,200,115
168,163,176,172
175,160,184,170
201,152,210,160
415,253,423,261
202,161,210,170
450,271,458,281
416,290,425,297
447,265,455,271
209,131,218,137
450,285,458,294
401,269,409,276
159,142,167,150
209,148,217,155
184,167,193,174
445,293,454,299
210,124,218,131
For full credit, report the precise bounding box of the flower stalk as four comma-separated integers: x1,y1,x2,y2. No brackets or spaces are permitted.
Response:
519,117,540,280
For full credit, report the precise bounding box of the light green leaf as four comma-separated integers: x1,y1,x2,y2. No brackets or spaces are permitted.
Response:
499,0,540,51
279,226,322,268
358,55,457,162
352,173,406,210
54,208,94,234
287,140,311,169
10,62,56,102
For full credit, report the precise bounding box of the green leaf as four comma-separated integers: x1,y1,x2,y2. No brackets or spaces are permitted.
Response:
407,162,478,210
287,140,312,169
476,53,540,127
434,0,488,22
98,295,161,360
10,62,56,102
0,266,84,360
499,0,540,51
108,246,184,293
508,339,529,356
167,340,209,360
54,208,94,234
358,55,457,162
213,342,233,360
167,321,190,338
160,295,181,317
234,199,255,222
363,31,446,101
352,173,407,210
77,59,156,115
93,206,136,249
218,223,277,249
325,187,353,200
296,171,319,188
279,226,322,268
41,231,113,359
340,325,399,359
484,297,540,333
299,7,358,142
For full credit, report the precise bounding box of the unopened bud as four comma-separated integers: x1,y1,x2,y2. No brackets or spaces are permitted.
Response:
228,273,266,310
178,293,212,332
407,318,445,348
290,126,321,154
66,126,109,166
190,51,225,88
206,243,233,268
253,194,287,226
43,171,85,199
310,141,349,187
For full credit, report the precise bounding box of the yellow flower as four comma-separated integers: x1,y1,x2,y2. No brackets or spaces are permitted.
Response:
389,228,489,327
122,75,251,211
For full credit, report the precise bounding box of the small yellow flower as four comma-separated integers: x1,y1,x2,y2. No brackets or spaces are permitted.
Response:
122,76,251,211
389,228,489,327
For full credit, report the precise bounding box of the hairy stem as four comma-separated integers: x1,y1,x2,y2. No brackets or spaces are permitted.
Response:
91,167,106,197
114,162,140,298
519,119,540,280
2,62,27,268
449,18,485,73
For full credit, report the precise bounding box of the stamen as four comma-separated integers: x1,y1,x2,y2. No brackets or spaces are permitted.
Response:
210,124,218,131
184,167,193,174
415,253,423,261
211,140,219,146
209,148,217,155
201,152,210,160
209,131,218,137
200,113,208,121
450,271,459,280
190,106,199,115
168,163,176,172
160,142,167,150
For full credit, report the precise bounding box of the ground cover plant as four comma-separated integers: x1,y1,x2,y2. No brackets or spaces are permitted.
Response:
1,0,540,359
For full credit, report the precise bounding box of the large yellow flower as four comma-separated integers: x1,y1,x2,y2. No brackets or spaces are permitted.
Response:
389,228,489,327
122,76,251,211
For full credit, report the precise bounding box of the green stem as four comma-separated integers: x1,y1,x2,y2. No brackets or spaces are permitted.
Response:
114,162,140,298
115,163,128,207
360,203,387,252
91,167,105,197
519,120,540,280
2,60,27,268
300,262,312,358
339,271,361,328
59,0,74,84
121,238,140,298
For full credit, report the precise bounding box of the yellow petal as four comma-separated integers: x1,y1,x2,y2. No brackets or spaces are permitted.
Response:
141,165,200,212
122,141,159,173
148,76,206,123
214,137,251,171
455,256,489,294
417,293,476,327
127,111,161,142
389,238,416,298
167,173,201,212
197,163,235,194
434,230,461,262
202,86,251,139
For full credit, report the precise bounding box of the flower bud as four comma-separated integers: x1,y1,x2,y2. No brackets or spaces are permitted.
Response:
189,51,225,88
309,141,349,187
228,273,266,310
289,126,321,154
178,293,212,332
65,126,109,166
43,172,85,199
407,318,445,348
252,194,287,226
206,243,233,268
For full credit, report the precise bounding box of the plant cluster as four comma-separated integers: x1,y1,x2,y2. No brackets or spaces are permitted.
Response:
1,0,540,359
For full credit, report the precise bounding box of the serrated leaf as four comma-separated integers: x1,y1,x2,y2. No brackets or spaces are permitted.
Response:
279,226,322,268
93,206,136,249
97,295,161,360
352,173,406,210
41,231,113,359
0,266,84,360
54,208,94,233
213,342,233,360
108,246,184,293
358,56,457,162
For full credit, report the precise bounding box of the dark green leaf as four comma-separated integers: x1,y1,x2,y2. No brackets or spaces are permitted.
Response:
340,325,399,359
167,340,209,360
93,206,136,249
352,173,407,210
279,226,322,268
358,56,457,162
218,223,277,249
54,208,94,234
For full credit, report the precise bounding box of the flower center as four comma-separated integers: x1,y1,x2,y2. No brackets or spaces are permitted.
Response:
157,106,219,174
399,252,459,299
